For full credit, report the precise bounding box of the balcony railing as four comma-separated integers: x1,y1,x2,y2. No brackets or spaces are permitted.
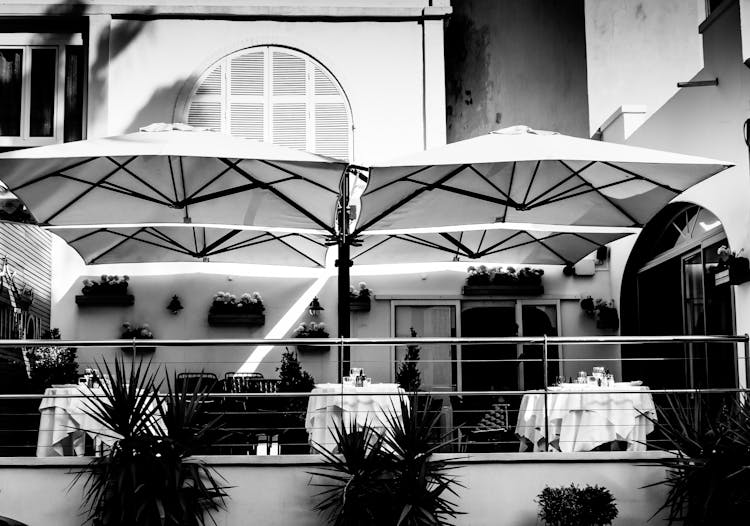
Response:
0,334,746,456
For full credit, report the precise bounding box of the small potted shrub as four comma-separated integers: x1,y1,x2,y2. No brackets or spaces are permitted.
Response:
75,275,134,306
294,322,330,352
580,297,619,331
276,349,316,453
395,327,421,392
537,484,618,526
207,290,265,326
25,328,79,390
120,321,155,353
463,265,544,295
349,282,372,312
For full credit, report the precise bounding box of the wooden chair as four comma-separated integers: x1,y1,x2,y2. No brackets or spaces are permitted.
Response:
175,372,219,393
221,377,280,454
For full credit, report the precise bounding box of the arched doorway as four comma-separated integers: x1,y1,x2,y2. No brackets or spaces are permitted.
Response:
621,203,736,389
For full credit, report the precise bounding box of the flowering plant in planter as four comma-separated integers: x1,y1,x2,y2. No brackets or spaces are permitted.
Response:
81,275,130,296
349,282,372,299
294,322,329,338
121,322,153,340
17,284,34,309
209,291,264,315
714,245,750,285
466,265,545,286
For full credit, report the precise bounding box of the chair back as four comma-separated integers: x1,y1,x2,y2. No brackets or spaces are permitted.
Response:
224,372,264,393
175,372,219,393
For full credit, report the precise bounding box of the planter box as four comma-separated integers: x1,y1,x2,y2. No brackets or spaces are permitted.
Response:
462,285,544,296
75,294,134,307
297,344,330,353
208,313,265,327
715,269,730,286
714,260,750,286
349,297,371,312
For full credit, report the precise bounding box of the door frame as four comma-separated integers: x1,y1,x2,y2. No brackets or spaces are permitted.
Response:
516,299,562,389
390,299,461,389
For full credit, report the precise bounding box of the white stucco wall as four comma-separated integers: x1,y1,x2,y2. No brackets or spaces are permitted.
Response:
585,0,706,136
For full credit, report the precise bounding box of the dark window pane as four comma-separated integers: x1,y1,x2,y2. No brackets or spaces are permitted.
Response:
0,49,23,137
29,48,56,137
64,46,84,142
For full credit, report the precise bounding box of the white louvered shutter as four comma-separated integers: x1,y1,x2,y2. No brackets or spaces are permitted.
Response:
186,46,351,159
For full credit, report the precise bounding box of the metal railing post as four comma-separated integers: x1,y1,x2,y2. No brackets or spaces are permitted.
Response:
744,334,749,395
543,334,550,451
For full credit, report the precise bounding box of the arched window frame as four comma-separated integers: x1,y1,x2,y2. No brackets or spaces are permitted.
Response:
183,45,353,161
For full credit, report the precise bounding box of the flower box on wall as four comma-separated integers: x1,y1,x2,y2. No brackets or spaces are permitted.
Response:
76,294,135,307
714,258,750,286
297,344,330,353
462,285,544,296
349,296,371,312
120,343,156,353
207,313,265,327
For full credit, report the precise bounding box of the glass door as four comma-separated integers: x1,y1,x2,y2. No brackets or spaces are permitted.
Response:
682,250,706,388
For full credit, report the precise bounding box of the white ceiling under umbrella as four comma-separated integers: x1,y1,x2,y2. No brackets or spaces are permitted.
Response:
354,125,732,234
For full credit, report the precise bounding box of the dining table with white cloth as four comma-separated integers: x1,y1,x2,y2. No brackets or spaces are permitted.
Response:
37,385,115,457
514,382,657,452
305,383,407,452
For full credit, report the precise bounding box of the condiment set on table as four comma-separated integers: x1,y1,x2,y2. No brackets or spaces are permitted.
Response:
343,367,372,387
556,366,614,388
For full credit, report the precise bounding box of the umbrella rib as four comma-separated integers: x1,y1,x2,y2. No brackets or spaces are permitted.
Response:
475,229,488,253
260,160,340,195
9,156,99,191
268,232,326,267
529,232,573,265
199,229,243,256
184,160,241,201
351,236,392,260
208,233,275,254
467,165,515,201
45,157,145,223
560,160,641,225
106,157,175,204
500,161,516,222
53,173,173,206
67,227,107,244
524,161,596,208
394,234,472,257
521,160,542,207
180,183,265,206
475,231,527,257
142,227,195,253
354,164,493,235
167,155,179,203
219,158,335,234
363,165,435,195
88,227,148,264
601,161,683,194
438,233,477,258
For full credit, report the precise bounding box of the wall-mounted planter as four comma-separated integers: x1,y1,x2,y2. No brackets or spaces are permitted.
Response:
596,308,620,331
349,297,371,312
76,294,134,307
715,258,750,286
297,344,330,353
462,285,544,296
208,313,265,327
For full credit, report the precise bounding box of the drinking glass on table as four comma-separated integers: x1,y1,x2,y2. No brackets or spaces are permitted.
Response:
554,376,566,386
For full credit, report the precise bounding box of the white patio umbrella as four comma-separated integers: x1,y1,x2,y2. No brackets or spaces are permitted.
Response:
47,224,329,267
0,124,347,233
352,223,637,266
354,125,732,235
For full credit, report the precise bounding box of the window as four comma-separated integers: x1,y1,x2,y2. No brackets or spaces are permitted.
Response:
186,46,352,160
0,34,84,147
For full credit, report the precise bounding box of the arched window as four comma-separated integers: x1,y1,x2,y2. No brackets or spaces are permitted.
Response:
185,46,352,160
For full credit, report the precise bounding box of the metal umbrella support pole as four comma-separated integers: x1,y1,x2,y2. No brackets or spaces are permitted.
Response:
336,171,352,381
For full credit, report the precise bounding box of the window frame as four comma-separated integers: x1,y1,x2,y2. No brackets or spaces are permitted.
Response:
183,45,353,160
0,33,83,147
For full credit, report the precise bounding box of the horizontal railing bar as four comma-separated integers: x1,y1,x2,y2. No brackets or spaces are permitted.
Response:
0,334,746,348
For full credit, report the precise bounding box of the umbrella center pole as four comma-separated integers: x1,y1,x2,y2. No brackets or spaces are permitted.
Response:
336,172,352,381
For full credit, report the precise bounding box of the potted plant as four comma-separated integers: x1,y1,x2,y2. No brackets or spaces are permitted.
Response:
462,265,544,295
207,290,265,326
25,328,78,390
276,349,316,454
294,322,330,352
120,321,155,353
349,282,372,312
580,297,619,331
16,284,33,310
641,394,750,525
395,327,421,392
536,484,618,526
75,275,134,306
74,357,228,526
713,245,750,286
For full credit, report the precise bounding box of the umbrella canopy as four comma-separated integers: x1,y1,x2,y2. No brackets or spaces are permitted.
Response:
354,125,732,233
0,124,346,233
352,224,636,265
48,224,329,267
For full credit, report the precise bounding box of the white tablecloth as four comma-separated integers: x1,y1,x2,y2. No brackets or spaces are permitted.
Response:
305,383,406,452
37,385,115,457
515,382,657,452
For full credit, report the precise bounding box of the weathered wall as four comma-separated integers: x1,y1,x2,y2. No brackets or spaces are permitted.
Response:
445,0,589,140
0,453,672,526
584,0,704,135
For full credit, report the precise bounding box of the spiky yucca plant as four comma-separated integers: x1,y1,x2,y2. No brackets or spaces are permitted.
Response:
642,394,750,525
311,395,462,526
74,358,229,526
